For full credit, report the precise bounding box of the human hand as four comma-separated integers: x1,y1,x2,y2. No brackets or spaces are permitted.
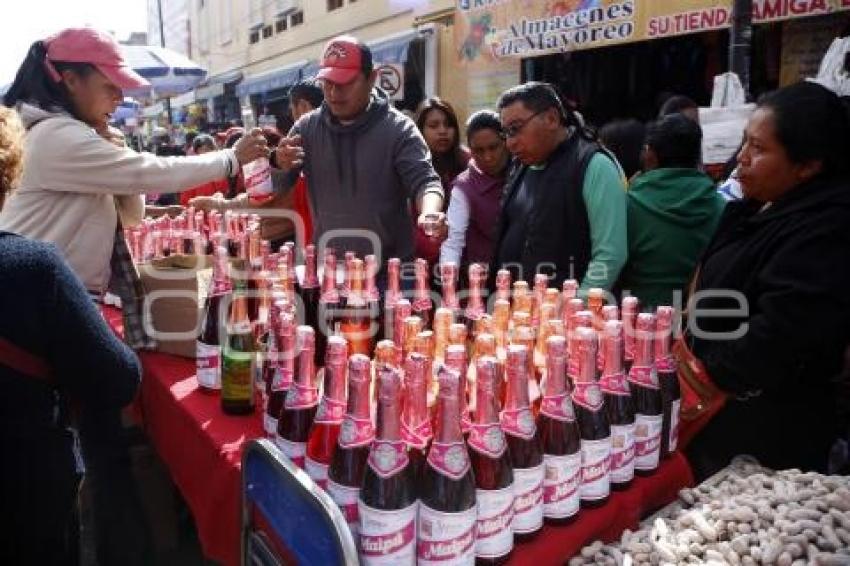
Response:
189,193,225,211
274,135,305,172
233,129,268,165
417,211,447,240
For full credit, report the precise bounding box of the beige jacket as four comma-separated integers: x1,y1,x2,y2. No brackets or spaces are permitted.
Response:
0,104,238,293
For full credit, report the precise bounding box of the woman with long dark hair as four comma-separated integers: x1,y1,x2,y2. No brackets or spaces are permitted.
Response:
686,81,850,479
414,97,470,265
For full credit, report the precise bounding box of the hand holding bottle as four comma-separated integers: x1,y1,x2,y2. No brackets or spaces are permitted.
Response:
233,128,268,165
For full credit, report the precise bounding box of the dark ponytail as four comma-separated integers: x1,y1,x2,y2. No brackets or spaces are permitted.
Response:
3,40,95,119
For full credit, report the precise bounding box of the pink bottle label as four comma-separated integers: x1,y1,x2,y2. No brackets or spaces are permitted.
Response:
656,355,676,373
467,423,507,459
634,414,662,471
500,407,536,441
540,392,576,421
475,486,514,559
367,440,409,479
271,366,293,393
426,441,471,481
305,457,329,490
359,502,417,562
417,504,477,565
338,416,374,449
401,419,433,450
285,384,319,410
326,478,360,534
610,423,636,484
314,396,346,425
580,437,611,501
571,382,604,412
628,365,659,390
543,452,582,519
512,465,544,534
275,436,306,469
600,371,630,396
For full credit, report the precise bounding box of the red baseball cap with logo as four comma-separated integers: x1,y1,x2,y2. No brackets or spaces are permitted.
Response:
44,27,149,91
317,35,373,85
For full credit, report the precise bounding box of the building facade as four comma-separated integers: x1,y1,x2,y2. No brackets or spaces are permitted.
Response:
186,0,457,129
148,0,192,55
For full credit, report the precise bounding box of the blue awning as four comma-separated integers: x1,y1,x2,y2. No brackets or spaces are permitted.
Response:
368,30,418,65
236,60,311,97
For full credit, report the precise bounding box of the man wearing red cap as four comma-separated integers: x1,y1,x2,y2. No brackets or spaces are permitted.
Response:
273,35,445,272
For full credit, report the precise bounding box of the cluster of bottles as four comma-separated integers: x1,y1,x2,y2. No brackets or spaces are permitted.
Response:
194,240,683,564
124,207,266,262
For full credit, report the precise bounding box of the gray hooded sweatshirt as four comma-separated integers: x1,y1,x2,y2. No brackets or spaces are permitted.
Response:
287,88,443,261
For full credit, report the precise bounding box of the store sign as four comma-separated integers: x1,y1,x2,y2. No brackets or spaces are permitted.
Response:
457,0,850,60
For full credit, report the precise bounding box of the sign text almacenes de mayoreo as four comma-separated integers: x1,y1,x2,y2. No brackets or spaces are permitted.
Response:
456,0,850,60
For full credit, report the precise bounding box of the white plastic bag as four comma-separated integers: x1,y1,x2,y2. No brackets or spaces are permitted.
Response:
810,37,850,97
711,72,747,108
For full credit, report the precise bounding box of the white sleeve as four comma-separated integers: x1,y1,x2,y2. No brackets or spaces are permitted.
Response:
25,119,234,196
440,189,471,266
115,195,145,227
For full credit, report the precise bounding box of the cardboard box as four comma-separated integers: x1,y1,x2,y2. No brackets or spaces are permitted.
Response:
137,254,212,358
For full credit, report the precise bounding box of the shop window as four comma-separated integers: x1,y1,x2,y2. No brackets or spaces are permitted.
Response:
249,30,260,44
328,0,343,10
290,11,303,26
263,25,273,39
275,18,287,33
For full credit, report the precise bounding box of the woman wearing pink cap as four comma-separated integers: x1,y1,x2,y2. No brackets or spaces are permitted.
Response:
0,27,267,297
0,28,267,566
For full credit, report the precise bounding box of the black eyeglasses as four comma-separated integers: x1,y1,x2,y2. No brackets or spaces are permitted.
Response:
500,109,547,139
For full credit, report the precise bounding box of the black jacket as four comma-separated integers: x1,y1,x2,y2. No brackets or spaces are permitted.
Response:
492,133,603,288
0,232,141,563
686,174,850,479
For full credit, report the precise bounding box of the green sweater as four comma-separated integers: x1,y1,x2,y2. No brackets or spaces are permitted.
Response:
620,168,725,309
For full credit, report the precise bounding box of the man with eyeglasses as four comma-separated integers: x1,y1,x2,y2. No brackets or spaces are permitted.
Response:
491,82,627,291
272,35,445,279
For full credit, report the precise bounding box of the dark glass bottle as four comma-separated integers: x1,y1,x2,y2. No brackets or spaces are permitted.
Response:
340,258,374,357
401,352,433,487
382,258,402,344
418,366,477,565
412,258,433,328
359,364,417,563
600,320,635,490
197,245,230,391
538,335,582,523
500,345,543,541
264,311,295,437
463,263,486,332
629,313,662,476
327,354,374,539
469,356,514,565
306,336,348,489
318,248,341,349
221,283,256,415
621,296,639,374
656,306,681,459
571,327,611,507
276,326,318,468
300,244,322,366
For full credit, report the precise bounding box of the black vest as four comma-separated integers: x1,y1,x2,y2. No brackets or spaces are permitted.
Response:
491,133,607,289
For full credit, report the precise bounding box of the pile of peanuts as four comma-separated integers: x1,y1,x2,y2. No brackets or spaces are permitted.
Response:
570,459,850,565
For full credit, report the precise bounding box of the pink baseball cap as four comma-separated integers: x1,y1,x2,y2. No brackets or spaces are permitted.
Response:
44,27,149,90
317,35,373,85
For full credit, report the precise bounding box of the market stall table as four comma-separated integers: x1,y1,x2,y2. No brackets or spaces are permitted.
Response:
103,306,695,566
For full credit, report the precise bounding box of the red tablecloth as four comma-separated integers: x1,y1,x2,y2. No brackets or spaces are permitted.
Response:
505,452,694,565
103,306,694,566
